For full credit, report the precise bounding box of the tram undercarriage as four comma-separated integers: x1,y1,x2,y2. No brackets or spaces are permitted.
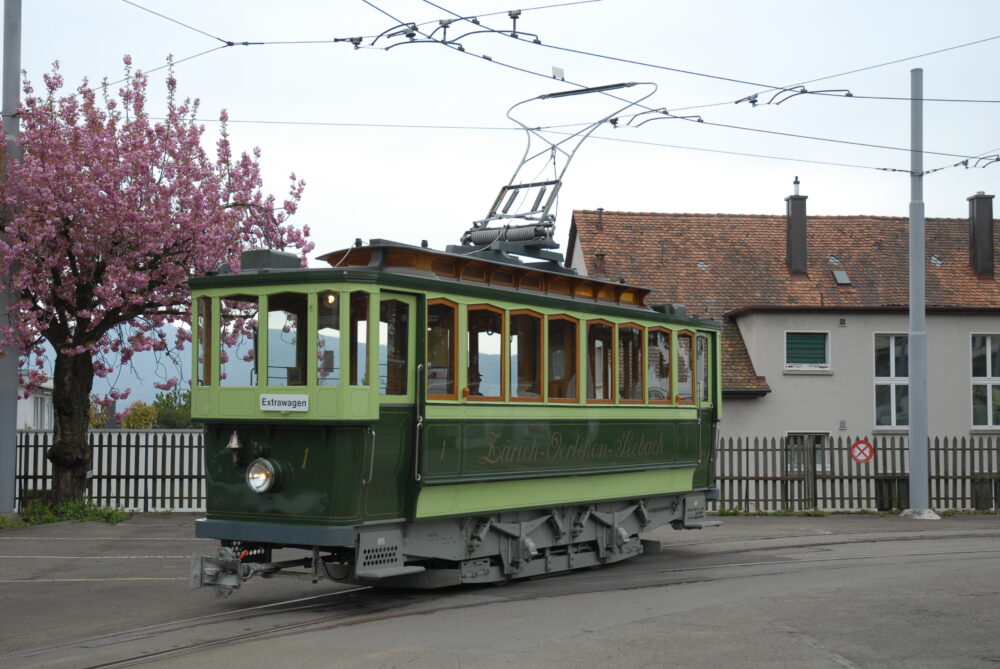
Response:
192,491,717,595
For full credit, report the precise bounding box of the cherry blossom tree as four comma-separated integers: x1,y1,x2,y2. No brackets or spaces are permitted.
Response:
0,59,312,502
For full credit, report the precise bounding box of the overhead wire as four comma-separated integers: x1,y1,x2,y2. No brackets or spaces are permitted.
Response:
420,1,1000,109
116,0,993,177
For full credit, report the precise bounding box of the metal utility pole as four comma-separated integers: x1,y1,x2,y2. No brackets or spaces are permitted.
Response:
903,68,937,520
0,0,20,516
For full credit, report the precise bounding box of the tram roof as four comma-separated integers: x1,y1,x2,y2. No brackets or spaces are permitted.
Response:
315,239,655,311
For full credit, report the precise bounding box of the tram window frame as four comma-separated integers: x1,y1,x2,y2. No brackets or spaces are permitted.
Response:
427,298,458,400
196,296,213,386
466,304,505,401
349,292,371,387
647,327,672,404
219,295,259,387
676,330,696,404
618,323,645,404
316,290,341,386
646,326,675,404
696,333,712,405
547,314,579,403
586,319,615,404
379,298,410,396
509,309,543,402
266,292,308,387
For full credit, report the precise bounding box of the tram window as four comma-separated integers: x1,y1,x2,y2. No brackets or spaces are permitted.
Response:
379,299,409,395
548,316,578,401
697,334,711,403
677,331,694,403
647,328,672,403
510,311,542,400
427,300,457,398
619,324,644,402
219,295,258,387
467,306,503,400
267,292,307,386
587,321,614,402
316,291,340,386
196,296,212,386
349,292,369,386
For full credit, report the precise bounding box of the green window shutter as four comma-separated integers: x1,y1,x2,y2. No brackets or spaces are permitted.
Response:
786,333,827,365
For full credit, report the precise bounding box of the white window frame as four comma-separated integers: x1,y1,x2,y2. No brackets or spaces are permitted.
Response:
783,331,831,372
874,333,908,429
972,334,1000,429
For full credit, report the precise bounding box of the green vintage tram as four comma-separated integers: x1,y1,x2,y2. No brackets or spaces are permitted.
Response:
190,240,721,592
190,82,721,593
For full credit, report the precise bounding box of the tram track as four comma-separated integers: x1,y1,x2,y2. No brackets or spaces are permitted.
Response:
15,527,995,669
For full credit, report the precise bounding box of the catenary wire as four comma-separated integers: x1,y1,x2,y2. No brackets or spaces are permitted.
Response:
117,0,987,176
120,0,229,45
420,0,1000,108
379,2,983,163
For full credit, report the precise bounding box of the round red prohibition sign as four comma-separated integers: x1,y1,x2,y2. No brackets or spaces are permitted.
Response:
851,439,874,464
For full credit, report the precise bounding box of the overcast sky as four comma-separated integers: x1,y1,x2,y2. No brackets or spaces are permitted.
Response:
8,1,1000,263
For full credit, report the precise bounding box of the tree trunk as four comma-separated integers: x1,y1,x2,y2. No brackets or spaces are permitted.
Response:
47,351,94,503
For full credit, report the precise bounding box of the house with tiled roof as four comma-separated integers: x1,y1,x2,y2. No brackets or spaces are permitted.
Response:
567,185,1000,445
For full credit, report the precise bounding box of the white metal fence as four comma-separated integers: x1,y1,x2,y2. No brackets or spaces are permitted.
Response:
16,429,205,512
16,431,1000,513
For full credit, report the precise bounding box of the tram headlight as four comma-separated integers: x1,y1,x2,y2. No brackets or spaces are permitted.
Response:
246,458,278,494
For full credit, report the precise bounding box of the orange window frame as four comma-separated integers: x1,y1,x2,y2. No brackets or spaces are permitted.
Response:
647,327,673,405
586,319,616,404
617,322,645,404
676,329,696,405
509,309,544,402
466,304,505,401
426,298,458,400
547,314,580,403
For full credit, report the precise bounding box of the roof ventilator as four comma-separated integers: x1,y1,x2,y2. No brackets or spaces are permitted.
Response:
447,82,657,274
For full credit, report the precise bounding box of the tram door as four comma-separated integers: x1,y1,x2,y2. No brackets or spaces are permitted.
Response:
363,292,418,518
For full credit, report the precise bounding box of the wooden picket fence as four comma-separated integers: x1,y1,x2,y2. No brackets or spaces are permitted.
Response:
714,435,1000,512
15,431,1000,513
16,430,205,512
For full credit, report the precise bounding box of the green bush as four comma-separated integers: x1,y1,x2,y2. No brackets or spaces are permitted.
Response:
152,388,194,428
122,401,157,429
7,501,132,527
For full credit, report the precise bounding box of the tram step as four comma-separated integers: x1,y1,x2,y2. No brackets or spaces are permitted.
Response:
682,519,723,529
354,565,427,581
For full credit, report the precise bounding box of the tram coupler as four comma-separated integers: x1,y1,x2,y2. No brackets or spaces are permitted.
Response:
191,547,312,592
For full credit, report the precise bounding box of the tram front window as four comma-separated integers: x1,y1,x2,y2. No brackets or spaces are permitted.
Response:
317,291,340,386
267,292,307,386
220,296,259,387
196,296,212,386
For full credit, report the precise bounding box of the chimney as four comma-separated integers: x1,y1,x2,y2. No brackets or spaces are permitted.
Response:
786,176,808,275
968,191,994,276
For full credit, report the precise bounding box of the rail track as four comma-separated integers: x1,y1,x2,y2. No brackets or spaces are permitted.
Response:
6,526,997,669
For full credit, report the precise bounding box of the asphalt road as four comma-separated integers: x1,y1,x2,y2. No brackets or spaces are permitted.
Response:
2,512,999,668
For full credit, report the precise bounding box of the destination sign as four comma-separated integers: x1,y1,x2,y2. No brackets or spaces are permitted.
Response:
259,394,309,412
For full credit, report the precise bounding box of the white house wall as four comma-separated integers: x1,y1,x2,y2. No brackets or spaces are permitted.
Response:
723,311,999,439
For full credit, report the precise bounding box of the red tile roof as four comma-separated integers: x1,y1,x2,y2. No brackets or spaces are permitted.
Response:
569,209,1000,394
